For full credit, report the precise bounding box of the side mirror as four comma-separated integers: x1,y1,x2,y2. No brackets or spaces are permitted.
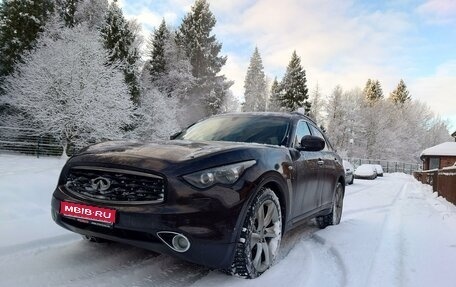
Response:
170,131,181,140
299,135,325,151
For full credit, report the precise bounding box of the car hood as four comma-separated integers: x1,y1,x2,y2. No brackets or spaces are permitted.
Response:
75,139,274,163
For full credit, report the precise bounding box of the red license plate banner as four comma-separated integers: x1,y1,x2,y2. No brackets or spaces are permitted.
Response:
60,201,116,224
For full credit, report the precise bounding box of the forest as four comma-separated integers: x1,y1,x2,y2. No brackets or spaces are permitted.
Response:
0,0,451,162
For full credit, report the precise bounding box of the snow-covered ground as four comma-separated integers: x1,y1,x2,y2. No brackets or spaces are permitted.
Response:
1,154,455,287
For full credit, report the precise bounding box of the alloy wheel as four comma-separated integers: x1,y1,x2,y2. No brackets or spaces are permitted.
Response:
250,199,282,273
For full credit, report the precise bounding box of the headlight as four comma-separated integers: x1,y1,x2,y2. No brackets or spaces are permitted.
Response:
182,160,256,189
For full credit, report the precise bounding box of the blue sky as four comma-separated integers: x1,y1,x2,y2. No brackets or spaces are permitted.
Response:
119,0,456,132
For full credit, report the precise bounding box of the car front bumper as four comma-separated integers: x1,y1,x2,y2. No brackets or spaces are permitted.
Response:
51,184,246,269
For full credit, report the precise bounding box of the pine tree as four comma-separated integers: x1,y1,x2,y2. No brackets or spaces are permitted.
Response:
142,24,195,127
279,51,311,113
360,79,386,157
0,0,54,80
101,0,140,105
268,77,282,112
55,0,80,27
175,0,232,116
148,19,169,79
144,21,195,100
363,78,383,104
243,47,267,112
389,79,411,105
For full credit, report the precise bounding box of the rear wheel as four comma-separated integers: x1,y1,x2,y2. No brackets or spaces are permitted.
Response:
229,188,282,278
316,182,344,229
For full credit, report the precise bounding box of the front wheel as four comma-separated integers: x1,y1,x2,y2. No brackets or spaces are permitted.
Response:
316,182,344,229
229,188,282,278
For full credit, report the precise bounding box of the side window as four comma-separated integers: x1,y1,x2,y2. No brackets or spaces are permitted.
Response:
429,157,440,170
309,124,330,151
294,121,311,148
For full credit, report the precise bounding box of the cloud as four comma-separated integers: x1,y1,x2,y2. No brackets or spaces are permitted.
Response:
116,0,183,55
417,0,456,24
117,0,190,32
211,0,414,99
220,53,249,102
411,60,456,123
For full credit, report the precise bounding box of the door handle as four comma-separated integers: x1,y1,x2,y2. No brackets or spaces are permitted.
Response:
317,159,324,165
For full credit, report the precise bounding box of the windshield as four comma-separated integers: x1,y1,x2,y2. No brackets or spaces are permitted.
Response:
174,115,290,146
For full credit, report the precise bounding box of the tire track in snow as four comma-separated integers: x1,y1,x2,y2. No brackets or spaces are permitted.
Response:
0,240,161,287
345,178,391,197
61,247,209,287
61,247,161,287
127,256,209,287
342,204,392,217
310,234,348,287
190,222,321,287
59,251,209,287
278,221,319,260
0,213,326,287
342,180,400,220
362,181,408,287
0,237,210,287
0,233,79,257
275,222,348,287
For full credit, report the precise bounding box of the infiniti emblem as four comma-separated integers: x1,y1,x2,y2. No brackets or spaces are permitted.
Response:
91,177,111,193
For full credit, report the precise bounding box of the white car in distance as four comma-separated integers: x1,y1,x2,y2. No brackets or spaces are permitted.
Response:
371,164,384,177
354,164,377,180
343,160,354,185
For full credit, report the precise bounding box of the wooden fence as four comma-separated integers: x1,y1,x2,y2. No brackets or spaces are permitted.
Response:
413,166,456,205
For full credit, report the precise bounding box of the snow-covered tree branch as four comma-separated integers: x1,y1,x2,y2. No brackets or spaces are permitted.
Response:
2,24,133,153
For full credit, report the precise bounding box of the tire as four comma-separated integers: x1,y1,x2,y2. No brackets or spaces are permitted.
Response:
229,188,282,278
316,182,344,229
349,175,354,185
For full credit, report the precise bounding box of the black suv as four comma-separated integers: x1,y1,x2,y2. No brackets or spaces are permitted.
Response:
52,112,345,278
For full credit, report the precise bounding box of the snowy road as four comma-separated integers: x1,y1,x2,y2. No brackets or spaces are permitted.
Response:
1,154,455,287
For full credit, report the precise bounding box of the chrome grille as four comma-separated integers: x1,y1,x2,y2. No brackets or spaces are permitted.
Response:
65,167,165,203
